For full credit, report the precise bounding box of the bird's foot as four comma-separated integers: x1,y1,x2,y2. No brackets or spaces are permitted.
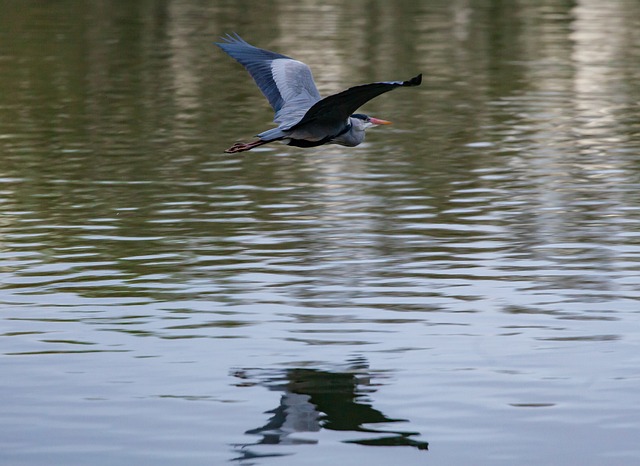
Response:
224,140,266,153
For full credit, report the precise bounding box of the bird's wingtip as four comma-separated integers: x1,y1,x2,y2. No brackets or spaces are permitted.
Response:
215,32,247,46
408,74,422,86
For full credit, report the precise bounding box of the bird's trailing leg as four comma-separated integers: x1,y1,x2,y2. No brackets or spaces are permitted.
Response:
224,139,270,153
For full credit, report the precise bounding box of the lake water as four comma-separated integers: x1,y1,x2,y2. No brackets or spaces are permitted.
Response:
1,1,640,465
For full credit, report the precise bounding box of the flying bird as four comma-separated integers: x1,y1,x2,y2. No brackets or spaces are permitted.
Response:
216,34,422,153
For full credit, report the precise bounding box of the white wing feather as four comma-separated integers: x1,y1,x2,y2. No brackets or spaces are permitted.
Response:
270,58,322,127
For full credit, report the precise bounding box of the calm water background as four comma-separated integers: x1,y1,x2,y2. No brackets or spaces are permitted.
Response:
2,1,640,465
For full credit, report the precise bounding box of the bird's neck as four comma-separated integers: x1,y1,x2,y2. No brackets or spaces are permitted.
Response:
332,119,364,147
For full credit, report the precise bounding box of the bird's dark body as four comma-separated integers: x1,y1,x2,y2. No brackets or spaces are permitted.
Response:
286,121,353,147
287,137,334,148
215,34,421,153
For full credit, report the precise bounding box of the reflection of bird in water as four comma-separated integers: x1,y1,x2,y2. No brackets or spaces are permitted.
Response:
245,392,320,446
216,33,422,153
230,360,428,461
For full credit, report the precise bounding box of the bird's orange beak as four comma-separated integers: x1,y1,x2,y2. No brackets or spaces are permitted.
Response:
369,117,392,125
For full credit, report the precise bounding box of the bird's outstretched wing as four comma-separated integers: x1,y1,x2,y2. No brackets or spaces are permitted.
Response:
290,74,422,130
216,33,322,126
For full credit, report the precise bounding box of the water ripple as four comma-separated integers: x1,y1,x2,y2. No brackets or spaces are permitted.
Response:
2,1,640,464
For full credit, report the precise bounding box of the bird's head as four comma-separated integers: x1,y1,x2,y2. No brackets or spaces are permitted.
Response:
334,114,393,147
350,113,392,130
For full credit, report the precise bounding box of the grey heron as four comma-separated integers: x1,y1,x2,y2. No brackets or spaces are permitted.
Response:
216,34,422,153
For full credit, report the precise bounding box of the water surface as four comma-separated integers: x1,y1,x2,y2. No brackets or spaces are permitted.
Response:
1,1,640,465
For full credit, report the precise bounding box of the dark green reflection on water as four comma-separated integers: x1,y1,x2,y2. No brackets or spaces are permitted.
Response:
1,0,639,325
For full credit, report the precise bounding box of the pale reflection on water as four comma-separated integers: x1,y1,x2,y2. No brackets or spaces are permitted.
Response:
1,1,640,465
